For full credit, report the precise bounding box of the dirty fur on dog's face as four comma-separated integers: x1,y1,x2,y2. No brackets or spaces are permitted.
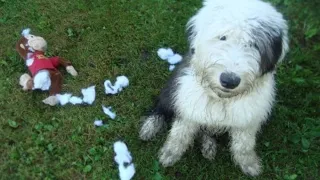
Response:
187,0,288,98
140,0,289,177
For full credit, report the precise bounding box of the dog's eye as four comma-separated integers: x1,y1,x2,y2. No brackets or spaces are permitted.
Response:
245,42,255,48
191,48,195,54
220,36,227,41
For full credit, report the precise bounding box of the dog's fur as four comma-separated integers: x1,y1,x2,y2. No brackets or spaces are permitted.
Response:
139,0,289,176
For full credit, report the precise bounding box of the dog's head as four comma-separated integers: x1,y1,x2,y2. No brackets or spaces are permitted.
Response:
187,0,289,98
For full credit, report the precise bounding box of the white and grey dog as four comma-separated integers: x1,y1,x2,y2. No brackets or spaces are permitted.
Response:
140,0,289,176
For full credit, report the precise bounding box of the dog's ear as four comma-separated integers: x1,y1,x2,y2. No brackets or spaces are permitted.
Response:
186,24,195,44
252,21,288,74
186,17,197,54
255,32,283,74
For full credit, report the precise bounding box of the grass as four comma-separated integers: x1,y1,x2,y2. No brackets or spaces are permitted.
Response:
0,0,319,179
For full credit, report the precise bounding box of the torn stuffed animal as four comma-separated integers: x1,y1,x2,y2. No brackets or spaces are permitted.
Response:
16,28,78,106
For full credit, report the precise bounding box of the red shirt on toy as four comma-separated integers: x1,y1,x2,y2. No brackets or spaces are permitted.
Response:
28,51,61,76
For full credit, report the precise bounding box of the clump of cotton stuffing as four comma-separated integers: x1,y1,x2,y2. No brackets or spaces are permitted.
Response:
157,48,174,60
157,47,182,71
104,75,129,95
94,119,104,127
56,93,72,106
113,141,135,180
69,96,83,105
102,105,116,119
81,85,96,104
32,70,51,91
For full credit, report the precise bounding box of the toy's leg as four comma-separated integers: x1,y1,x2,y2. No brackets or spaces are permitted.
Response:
42,70,62,106
61,58,78,76
19,73,33,90
48,70,63,95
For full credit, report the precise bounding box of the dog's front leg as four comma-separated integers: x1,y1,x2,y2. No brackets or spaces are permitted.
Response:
159,119,199,167
230,126,262,176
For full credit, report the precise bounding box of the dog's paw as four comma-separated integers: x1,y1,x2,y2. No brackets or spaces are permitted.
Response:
201,137,217,161
139,116,165,141
139,120,156,141
240,161,262,177
159,147,180,167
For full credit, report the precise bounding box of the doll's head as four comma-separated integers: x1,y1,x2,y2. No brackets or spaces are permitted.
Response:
16,28,48,60
25,34,47,52
19,28,47,52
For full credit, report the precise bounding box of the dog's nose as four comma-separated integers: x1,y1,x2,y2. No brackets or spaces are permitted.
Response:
220,72,241,89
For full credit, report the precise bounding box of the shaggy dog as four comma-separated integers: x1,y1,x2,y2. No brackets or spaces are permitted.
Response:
139,0,289,176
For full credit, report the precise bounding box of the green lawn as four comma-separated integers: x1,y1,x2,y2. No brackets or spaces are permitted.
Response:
0,0,319,179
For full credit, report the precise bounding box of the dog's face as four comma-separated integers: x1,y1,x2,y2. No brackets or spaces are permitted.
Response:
187,0,289,98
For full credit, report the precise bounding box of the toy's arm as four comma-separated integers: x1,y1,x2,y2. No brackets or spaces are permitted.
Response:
66,65,78,76
59,57,78,76
49,57,78,76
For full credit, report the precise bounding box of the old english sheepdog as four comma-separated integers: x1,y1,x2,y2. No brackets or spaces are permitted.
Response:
140,0,289,176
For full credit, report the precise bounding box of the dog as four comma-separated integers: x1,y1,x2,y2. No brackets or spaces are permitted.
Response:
139,0,289,176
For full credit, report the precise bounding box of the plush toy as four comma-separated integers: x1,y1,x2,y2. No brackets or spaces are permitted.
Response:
16,28,78,106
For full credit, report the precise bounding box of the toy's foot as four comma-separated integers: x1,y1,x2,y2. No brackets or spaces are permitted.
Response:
42,96,59,106
19,73,32,91
66,66,78,76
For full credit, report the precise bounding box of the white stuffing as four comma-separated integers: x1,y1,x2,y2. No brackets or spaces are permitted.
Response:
102,105,116,119
114,141,132,164
47,86,96,106
113,141,135,180
169,65,175,71
119,164,135,180
104,80,116,94
167,54,182,65
28,47,35,52
157,48,174,60
26,58,34,66
33,70,51,90
27,53,33,59
115,76,129,88
69,96,83,105
94,120,103,127
104,75,129,95
81,85,96,104
157,47,183,71
22,28,31,37
56,93,72,106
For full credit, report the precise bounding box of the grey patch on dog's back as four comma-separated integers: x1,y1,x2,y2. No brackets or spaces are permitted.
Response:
149,54,192,123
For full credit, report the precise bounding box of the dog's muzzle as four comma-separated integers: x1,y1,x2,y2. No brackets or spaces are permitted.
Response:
220,72,241,89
